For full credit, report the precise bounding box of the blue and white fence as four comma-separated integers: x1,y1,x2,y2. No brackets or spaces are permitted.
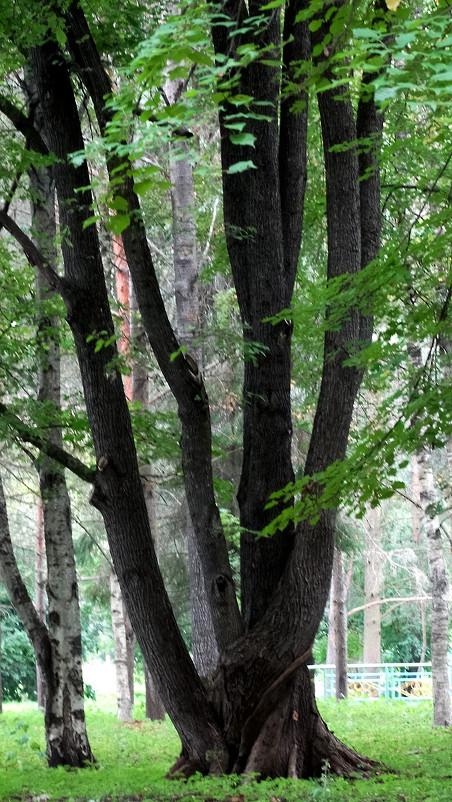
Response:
309,662,452,701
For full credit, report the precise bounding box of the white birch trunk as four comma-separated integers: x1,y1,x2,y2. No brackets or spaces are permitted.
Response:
110,568,134,721
35,497,46,708
417,450,451,726
409,343,451,726
30,127,94,762
363,505,383,666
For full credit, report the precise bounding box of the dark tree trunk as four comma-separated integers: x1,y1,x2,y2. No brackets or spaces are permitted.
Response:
29,37,229,774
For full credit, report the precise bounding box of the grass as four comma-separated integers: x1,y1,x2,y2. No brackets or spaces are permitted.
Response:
0,696,451,802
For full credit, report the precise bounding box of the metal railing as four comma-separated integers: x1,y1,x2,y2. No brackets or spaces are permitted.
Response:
309,662,452,701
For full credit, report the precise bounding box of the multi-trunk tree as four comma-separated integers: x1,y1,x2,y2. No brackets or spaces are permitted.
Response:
1,0,449,780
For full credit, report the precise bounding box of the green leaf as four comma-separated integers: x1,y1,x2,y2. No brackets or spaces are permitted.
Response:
106,214,131,235
110,195,128,212
261,0,285,9
55,27,67,46
226,160,257,174
134,179,154,196
309,19,323,32
82,215,100,230
229,132,256,148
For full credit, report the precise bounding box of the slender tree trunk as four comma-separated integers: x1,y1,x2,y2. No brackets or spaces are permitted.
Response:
411,456,427,664
145,663,165,721
110,567,133,721
418,453,451,726
0,472,94,765
0,614,3,714
409,346,451,726
363,505,383,666
25,73,95,764
165,66,219,677
330,548,348,699
109,233,136,720
35,496,46,708
130,286,164,721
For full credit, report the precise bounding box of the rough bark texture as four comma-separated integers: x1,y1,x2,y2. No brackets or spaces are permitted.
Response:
0,615,3,714
64,0,379,777
64,0,244,656
0,474,94,766
331,549,348,699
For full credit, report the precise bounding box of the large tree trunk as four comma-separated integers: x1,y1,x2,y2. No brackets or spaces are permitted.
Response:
62,0,381,777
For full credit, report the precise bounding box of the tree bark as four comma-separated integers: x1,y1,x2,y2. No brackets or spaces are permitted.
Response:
165,64,219,677
411,456,428,664
363,505,383,666
417,451,451,726
35,496,46,708
0,472,94,765
64,0,244,656
62,0,381,776
409,346,451,726
0,614,3,714
331,548,348,699
110,567,134,721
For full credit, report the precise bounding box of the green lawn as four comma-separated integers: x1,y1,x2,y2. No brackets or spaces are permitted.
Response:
0,696,450,801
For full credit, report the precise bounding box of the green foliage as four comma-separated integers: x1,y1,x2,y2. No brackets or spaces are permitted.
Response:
1,606,36,702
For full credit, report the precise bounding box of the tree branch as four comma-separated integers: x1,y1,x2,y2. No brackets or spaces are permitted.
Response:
347,595,432,618
0,210,68,299
0,402,96,483
0,96,48,155
0,472,51,669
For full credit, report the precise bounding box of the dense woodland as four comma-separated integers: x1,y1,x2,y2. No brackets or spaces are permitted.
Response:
0,0,451,784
